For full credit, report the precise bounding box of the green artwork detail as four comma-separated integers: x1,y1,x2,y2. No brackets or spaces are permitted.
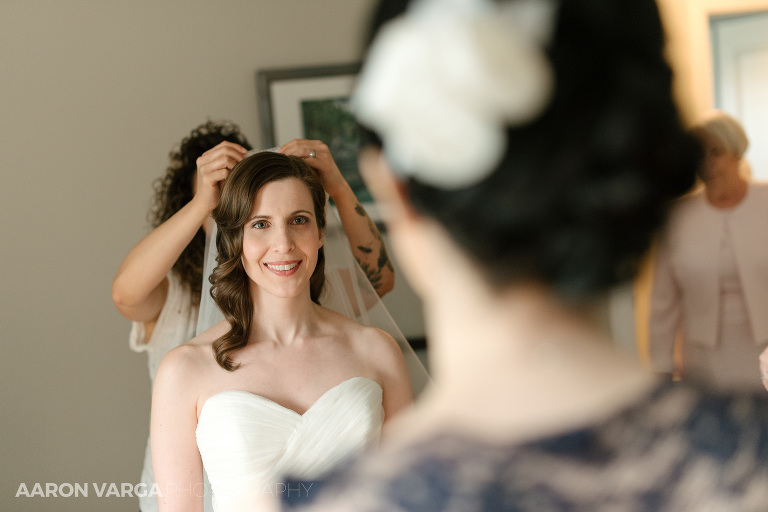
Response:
301,97,371,203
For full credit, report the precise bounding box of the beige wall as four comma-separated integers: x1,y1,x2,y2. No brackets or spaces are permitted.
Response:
0,2,376,511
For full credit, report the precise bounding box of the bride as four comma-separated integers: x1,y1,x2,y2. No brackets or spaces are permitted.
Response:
150,151,413,512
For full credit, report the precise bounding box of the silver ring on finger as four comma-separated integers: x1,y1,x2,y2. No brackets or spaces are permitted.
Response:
308,149,317,159
762,370,768,381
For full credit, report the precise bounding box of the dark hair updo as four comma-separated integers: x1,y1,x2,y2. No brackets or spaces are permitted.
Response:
363,0,701,300
150,120,252,298
209,152,327,371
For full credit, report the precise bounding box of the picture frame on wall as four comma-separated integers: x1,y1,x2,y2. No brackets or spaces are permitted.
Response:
256,63,373,203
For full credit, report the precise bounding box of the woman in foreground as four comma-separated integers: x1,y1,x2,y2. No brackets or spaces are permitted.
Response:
275,0,768,509
151,152,412,512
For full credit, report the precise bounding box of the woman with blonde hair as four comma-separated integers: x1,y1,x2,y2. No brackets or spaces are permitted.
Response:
650,110,768,391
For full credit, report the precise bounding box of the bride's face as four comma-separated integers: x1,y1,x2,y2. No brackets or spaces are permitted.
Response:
241,177,324,299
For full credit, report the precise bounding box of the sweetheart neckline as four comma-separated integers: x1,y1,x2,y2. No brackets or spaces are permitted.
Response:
198,376,382,419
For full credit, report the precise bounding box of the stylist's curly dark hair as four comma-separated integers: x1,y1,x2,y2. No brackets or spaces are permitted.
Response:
364,0,701,300
149,120,252,298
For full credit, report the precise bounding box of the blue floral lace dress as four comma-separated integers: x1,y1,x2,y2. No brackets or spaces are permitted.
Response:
283,382,768,511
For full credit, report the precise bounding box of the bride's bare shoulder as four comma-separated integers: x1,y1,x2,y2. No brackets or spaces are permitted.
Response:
315,305,375,336
357,326,403,367
187,320,231,347
315,306,400,359
157,320,230,377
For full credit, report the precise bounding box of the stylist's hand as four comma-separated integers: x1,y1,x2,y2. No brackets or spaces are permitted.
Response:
193,141,248,212
279,139,348,199
760,346,768,392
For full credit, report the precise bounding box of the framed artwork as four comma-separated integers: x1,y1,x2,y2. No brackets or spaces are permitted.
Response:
256,63,372,202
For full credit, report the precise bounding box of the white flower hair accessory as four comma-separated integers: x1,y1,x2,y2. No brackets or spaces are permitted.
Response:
353,0,558,189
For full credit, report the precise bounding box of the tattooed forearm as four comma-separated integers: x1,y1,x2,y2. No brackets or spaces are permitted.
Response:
358,261,384,291
378,245,394,273
353,202,394,295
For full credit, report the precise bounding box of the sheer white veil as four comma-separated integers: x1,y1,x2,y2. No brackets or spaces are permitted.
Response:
196,151,431,397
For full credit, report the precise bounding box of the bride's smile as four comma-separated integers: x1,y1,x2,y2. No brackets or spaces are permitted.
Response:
264,261,300,274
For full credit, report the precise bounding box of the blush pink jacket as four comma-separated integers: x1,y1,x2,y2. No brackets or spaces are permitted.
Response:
649,182,768,372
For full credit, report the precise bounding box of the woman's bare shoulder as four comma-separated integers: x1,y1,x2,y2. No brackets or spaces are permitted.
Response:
157,320,229,378
318,306,401,362
315,305,392,341
186,319,231,347
362,328,405,373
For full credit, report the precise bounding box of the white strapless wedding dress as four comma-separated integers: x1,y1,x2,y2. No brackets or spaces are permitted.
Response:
196,376,383,511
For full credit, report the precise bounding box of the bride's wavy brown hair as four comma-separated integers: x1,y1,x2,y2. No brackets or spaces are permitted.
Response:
210,152,327,371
